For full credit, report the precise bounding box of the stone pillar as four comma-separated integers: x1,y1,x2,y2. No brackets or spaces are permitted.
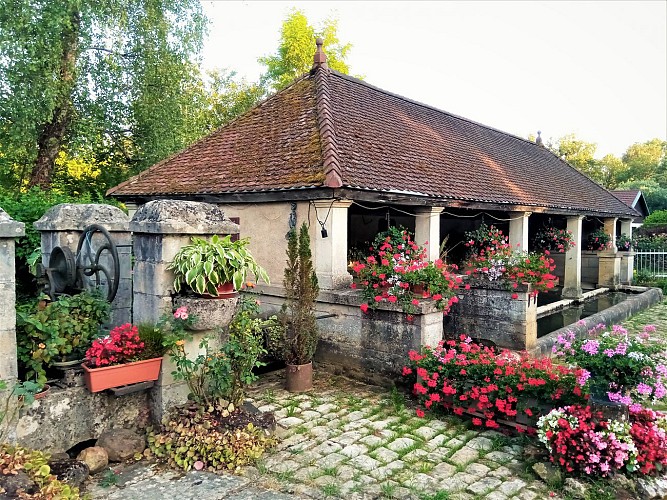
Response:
509,211,531,251
313,200,353,290
415,207,444,261
33,204,132,326
562,216,584,299
619,219,634,284
598,217,620,288
0,209,23,383
130,200,239,419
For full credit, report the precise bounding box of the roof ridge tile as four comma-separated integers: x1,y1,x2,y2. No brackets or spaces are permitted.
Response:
312,66,343,188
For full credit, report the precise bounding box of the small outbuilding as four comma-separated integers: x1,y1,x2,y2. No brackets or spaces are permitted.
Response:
108,40,639,299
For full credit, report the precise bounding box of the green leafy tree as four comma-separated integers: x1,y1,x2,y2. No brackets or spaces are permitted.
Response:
618,139,667,186
259,9,352,91
201,69,266,130
0,0,207,190
548,134,602,184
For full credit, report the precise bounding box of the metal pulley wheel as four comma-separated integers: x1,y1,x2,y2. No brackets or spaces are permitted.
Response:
44,224,120,303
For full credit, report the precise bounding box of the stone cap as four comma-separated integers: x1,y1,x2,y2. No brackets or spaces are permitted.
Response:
34,204,130,232
0,208,25,238
129,200,239,235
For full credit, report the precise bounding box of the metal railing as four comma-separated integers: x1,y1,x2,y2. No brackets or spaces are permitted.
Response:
635,249,667,277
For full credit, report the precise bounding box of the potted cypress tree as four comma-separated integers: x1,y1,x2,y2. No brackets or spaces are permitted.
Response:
279,223,319,392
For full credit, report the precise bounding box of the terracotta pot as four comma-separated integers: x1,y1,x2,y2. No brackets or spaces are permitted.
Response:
203,282,237,299
35,384,50,400
285,362,313,392
82,357,163,393
411,284,426,295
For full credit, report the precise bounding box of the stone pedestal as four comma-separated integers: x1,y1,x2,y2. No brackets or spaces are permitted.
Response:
562,216,583,299
415,207,444,261
130,200,239,419
446,281,537,351
313,200,353,290
598,254,621,288
0,209,23,383
620,251,635,285
33,204,132,326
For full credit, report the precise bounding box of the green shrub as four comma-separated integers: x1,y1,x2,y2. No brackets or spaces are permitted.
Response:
644,210,667,226
147,402,276,472
16,289,111,385
137,324,167,360
0,445,81,498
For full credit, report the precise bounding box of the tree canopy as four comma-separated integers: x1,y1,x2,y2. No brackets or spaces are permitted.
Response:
0,0,207,191
258,9,352,91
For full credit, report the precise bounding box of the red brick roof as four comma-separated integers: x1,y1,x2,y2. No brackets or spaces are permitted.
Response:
109,68,637,217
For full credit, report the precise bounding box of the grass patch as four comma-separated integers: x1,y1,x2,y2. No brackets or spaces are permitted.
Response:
274,470,295,482
321,483,341,497
322,466,340,477
263,389,276,405
380,481,397,498
418,491,450,500
285,400,300,417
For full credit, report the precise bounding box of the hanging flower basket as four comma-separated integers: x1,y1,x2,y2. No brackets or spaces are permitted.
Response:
82,357,162,393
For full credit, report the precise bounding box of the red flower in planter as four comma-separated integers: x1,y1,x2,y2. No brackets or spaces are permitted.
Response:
85,323,144,368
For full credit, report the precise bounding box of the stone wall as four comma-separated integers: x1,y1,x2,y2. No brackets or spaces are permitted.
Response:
130,200,240,419
581,251,599,286
34,204,132,326
445,281,537,351
0,209,23,383
15,385,150,453
255,285,444,385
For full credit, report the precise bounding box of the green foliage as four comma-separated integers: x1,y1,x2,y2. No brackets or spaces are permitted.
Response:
0,0,208,189
644,210,667,226
147,404,276,472
162,298,270,406
98,468,119,488
16,289,111,385
168,235,269,296
586,228,612,251
279,223,320,365
202,69,266,130
136,324,167,361
619,139,667,185
259,9,352,91
0,379,40,442
0,444,81,498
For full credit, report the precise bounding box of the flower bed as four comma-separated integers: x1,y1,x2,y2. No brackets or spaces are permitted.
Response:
538,404,667,476
552,324,667,405
403,336,589,432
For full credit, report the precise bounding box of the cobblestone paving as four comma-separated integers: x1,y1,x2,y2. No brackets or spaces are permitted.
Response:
243,371,558,500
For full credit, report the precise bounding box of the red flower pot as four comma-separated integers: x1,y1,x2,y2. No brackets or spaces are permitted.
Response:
82,357,163,393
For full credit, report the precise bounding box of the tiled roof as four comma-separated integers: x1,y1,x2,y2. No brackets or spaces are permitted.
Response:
612,190,640,207
109,67,637,217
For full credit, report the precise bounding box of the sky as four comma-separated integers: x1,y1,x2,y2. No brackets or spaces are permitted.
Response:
200,1,666,159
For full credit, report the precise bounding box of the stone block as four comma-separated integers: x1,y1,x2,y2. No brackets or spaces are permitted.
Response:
133,293,173,325
0,240,16,282
132,262,175,295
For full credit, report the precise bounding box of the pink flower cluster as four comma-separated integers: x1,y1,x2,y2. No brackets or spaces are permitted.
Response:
174,306,189,320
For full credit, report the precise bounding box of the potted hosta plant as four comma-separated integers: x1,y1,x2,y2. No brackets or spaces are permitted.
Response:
82,323,165,392
168,235,269,298
278,223,319,392
16,289,111,386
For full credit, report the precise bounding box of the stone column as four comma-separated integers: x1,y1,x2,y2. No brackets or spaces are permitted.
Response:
130,200,239,419
509,211,531,251
415,207,444,261
33,204,132,326
598,217,620,288
0,209,23,383
619,219,634,284
312,200,353,290
562,216,584,299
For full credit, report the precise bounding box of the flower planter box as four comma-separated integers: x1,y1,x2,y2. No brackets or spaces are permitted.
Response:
82,357,163,393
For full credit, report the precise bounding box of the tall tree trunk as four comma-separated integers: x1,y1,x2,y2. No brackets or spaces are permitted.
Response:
29,9,80,189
